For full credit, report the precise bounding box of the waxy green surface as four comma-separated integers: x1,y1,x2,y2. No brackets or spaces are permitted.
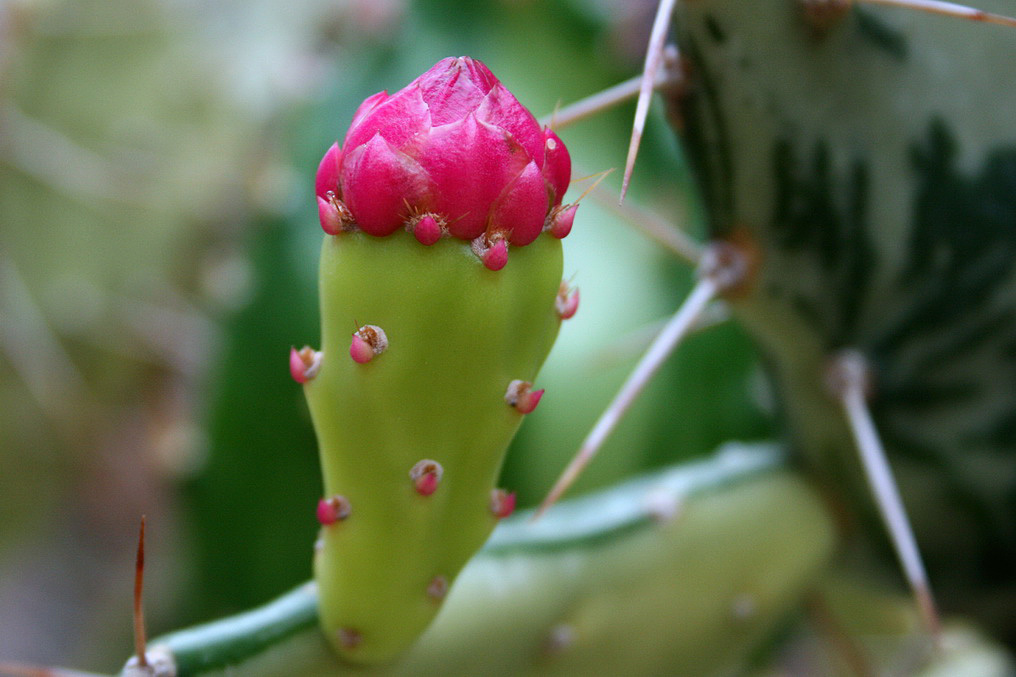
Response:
304,231,563,662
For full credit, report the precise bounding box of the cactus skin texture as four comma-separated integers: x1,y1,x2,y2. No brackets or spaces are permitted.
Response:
300,57,571,663
122,446,841,676
672,0,1016,638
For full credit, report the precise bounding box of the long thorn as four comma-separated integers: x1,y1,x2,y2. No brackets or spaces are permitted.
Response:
826,351,942,641
538,56,683,131
859,0,1016,27
621,0,679,203
133,516,148,669
534,276,719,519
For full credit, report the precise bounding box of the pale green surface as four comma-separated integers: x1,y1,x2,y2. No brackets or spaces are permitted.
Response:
135,446,839,676
305,231,563,662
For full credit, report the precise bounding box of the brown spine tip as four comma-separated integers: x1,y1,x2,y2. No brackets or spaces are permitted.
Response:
133,516,148,670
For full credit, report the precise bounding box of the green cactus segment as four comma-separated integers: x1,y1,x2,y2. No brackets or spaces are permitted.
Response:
672,0,1016,630
304,231,563,663
125,446,837,676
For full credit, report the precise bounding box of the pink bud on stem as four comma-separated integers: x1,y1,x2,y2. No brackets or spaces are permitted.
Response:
349,325,389,364
312,57,578,255
504,379,544,414
471,234,509,271
490,489,516,519
317,495,352,525
290,346,323,383
410,459,444,496
555,282,580,320
547,203,578,239
409,214,444,246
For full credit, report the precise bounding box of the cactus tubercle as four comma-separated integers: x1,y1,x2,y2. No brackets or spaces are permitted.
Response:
349,325,388,364
505,379,544,414
316,495,351,525
290,346,323,383
490,488,517,518
555,282,579,320
410,459,444,496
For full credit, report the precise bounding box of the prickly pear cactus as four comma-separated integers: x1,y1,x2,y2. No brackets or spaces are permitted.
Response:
295,57,578,663
671,0,1016,637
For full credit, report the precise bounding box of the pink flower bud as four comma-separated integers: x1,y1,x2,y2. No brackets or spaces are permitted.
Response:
314,57,577,259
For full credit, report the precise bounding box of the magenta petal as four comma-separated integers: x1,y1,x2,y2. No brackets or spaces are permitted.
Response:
417,57,497,126
315,142,343,198
476,84,544,168
318,195,341,235
420,114,528,239
342,134,428,236
542,129,571,207
491,161,549,246
349,91,388,129
344,86,431,154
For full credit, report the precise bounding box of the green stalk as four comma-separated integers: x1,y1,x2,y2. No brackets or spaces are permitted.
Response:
304,231,563,662
125,445,837,676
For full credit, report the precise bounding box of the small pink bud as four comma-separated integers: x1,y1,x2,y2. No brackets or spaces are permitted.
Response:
410,213,444,246
317,495,351,525
350,324,389,364
330,58,573,249
337,628,363,649
350,334,374,364
490,488,516,519
504,379,544,414
290,346,323,383
548,203,578,239
472,235,509,271
555,282,579,320
318,196,342,235
410,459,444,496
427,575,449,601
318,192,355,235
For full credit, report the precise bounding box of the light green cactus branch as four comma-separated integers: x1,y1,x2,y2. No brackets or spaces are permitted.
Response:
122,444,837,676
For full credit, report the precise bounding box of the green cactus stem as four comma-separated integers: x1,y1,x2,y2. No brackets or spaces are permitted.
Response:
671,0,1016,636
302,231,563,662
122,445,836,676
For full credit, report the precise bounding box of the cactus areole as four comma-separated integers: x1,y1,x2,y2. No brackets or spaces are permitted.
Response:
302,57,574,663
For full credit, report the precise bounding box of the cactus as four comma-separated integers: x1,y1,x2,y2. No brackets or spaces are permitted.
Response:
668,0,1016,640
7,0,1016,674
296,57,577,663
123,446,838,676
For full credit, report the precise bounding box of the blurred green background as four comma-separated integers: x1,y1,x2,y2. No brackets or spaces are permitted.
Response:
0,0,770,671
